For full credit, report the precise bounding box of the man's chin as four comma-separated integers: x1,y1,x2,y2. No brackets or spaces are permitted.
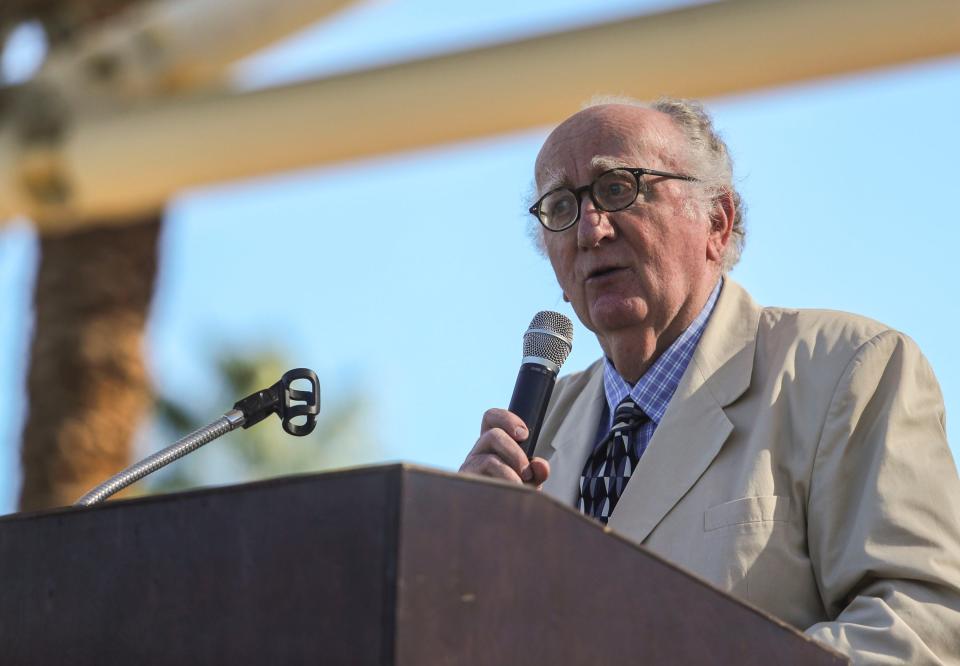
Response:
587,298,648,332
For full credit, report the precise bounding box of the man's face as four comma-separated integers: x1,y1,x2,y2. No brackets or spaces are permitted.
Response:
535,105,727,371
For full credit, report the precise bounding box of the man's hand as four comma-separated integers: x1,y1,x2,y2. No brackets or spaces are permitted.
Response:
459,408,550,488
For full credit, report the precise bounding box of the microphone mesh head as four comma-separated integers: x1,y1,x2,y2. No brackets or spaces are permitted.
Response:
522,311,574,367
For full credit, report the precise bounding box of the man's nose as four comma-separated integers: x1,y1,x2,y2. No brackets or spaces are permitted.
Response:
577,192,615,249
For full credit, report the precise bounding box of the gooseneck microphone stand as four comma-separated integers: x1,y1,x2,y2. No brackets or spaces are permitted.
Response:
75,368,321,507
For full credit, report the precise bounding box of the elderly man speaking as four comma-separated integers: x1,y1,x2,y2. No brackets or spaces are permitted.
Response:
460,98,960,663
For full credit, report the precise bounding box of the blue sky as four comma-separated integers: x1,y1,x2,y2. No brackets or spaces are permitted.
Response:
0,0,958,512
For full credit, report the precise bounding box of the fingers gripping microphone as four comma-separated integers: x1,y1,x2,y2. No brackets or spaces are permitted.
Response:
509,311,574,458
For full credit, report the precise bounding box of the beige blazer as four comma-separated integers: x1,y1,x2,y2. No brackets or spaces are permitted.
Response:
535,279,960,664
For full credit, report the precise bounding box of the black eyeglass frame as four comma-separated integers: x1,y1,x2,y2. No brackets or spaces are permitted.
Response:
528,167,698,232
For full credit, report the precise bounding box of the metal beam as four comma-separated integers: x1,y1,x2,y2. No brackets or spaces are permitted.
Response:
35,0,356,98
2,0,959,229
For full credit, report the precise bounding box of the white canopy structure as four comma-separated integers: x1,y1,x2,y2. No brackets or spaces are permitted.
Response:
1,0,958,233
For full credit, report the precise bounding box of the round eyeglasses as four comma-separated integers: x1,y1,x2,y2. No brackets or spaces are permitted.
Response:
529,167,697,232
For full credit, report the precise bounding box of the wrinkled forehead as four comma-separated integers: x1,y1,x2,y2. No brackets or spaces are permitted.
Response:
534,107,674,194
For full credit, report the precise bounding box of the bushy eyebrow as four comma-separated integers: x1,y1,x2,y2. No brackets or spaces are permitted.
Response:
536,166,566,196
590,155,631,172
537,155,631,196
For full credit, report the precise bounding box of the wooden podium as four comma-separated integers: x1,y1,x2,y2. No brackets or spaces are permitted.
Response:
0,465,846,664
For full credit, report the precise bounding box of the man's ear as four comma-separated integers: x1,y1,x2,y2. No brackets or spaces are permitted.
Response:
562,292,570,303
707,189,735,263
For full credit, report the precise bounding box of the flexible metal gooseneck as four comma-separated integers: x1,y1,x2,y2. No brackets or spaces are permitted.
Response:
74,368,320,507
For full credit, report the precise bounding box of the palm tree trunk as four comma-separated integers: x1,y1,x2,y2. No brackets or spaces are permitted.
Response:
18,213,161,511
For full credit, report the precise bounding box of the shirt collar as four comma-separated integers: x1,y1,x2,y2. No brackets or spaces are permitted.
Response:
602,278,722,426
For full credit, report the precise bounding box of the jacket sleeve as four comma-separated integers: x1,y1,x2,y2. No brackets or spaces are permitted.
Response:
804,330,960,664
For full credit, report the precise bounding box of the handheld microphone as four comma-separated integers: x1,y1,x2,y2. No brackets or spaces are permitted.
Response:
508,311,574,458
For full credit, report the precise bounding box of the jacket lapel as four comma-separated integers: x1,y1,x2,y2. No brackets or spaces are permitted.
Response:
540,363,605,507
607,279,761,542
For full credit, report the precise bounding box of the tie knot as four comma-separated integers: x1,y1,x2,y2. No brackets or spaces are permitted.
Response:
612,398,648,433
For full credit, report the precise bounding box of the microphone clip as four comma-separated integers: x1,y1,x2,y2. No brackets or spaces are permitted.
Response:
232,368,321,436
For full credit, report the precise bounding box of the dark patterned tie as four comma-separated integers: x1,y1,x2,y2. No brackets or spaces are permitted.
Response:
578,398,650,523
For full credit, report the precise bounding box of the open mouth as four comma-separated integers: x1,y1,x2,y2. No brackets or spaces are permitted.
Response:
587,266,626,280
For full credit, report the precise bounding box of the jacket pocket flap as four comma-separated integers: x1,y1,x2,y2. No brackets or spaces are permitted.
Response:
704,495,791,531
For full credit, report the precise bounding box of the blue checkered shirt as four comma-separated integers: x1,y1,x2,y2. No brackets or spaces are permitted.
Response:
596,279,723,454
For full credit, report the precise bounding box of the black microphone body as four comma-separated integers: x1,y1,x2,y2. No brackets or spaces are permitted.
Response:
508,311,574,459
509,362,558,458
